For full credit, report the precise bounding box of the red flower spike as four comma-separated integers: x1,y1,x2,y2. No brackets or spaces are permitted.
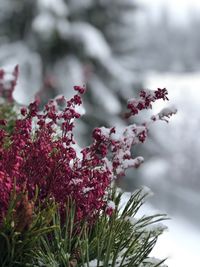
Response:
73,85,86,94
0,69,176,226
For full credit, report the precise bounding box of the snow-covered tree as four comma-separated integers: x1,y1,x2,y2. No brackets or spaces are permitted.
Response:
0,0,141,146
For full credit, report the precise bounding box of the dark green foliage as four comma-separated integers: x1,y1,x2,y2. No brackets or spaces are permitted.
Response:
31,187,167,267
0,189,56,267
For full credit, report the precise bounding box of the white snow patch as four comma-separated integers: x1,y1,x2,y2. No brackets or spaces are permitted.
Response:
67,22,111,61
107,200,115,210
84,259,103,267
32,12,56,37
99,127,111,138
83,187,94,194
120,157,144,170
0,42,42,104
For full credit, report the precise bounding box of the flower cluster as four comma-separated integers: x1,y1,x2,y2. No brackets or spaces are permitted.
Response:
0,67,176,224
125,88,169,118
0,75,112,222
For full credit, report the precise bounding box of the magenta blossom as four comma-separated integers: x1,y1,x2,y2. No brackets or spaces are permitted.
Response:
0,67,176,223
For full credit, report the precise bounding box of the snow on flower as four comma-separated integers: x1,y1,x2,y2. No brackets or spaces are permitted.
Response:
107,200,115,209
0,66,176,225
82,187,94,194
0,65,18,102
105,200,115,216
151,106,177,122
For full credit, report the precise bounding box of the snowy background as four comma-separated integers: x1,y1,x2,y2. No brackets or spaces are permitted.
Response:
0,0,200,266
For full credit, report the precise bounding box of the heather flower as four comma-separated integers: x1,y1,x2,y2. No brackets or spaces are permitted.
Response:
73,85,86,95
105,200,115,216
126,88,169,118
0,66,176,226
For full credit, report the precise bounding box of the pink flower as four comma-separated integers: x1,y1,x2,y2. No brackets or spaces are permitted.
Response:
0,66,176,225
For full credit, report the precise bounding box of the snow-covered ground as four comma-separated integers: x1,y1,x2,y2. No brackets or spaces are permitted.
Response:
156,216,200,266
122,190,200,267
141,71,200,267
147,204,200,267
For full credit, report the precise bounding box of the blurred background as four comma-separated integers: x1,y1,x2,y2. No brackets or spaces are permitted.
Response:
0,0,199,266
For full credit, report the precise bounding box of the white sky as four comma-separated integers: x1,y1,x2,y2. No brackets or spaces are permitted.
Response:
139,0,200,10
138,0,200,24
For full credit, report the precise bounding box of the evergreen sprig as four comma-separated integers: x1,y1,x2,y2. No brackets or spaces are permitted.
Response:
0,188,56,267
32,187,168,267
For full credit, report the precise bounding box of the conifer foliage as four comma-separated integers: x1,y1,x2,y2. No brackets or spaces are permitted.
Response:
0,0,141,140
